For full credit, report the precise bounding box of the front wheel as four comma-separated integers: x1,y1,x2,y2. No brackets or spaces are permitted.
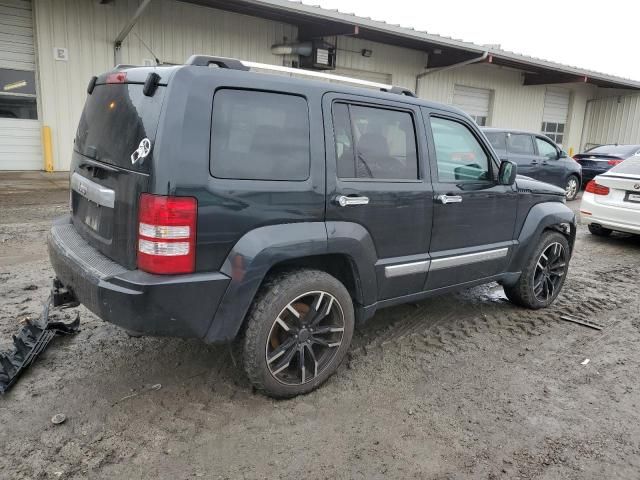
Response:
565,175,580,201
242,269,354,398
504,231,570,309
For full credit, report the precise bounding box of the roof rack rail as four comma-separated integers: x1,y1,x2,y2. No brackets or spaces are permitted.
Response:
185,55,416,97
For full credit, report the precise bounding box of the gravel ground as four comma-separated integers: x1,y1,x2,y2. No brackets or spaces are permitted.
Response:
1,173,639,479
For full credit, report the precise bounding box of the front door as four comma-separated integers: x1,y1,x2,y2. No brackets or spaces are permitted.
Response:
323,93,433,300
423,110,518,291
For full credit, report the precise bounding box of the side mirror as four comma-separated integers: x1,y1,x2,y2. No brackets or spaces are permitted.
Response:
498,160,517,186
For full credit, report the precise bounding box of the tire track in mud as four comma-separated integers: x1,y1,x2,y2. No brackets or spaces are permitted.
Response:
351,263,640,357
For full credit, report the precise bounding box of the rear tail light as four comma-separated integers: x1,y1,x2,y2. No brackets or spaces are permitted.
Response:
607,159,623,166
106,72,127,84
137,193,197,274
572,156,581,163
585,180,610,196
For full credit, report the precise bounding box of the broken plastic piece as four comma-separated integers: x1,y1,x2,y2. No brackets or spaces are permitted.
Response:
0,296,80,394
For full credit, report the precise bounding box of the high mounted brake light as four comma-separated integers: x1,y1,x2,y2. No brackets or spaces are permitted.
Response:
106,72,127,84
137,194,197,274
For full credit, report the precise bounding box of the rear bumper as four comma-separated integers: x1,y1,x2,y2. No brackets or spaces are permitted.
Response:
48,215,230,339
580,193,640,234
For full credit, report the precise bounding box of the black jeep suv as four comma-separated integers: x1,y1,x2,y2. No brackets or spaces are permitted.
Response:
48,56,576,398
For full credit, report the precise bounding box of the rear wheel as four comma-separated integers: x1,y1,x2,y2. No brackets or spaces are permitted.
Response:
242,269,354,398
588,224,613,237
504,231,570,309
565,175,580,201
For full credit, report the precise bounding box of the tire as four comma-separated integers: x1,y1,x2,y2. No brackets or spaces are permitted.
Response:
588,224,613,237
242,269,354,398
504,231,570,309
565,175,580,201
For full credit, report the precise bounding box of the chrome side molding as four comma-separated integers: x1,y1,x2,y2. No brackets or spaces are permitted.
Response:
385,260,430,278
430,247,509,271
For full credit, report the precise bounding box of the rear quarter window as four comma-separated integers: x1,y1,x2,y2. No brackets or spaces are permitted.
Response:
210,89,310,181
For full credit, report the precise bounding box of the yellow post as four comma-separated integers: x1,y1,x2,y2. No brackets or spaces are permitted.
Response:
42,126,54,172
568,147,574,157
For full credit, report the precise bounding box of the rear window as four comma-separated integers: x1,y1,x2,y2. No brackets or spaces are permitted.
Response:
75,84,165,172
210,89,310,181
586,145,640,157
609,156,640,175
484,131,506,153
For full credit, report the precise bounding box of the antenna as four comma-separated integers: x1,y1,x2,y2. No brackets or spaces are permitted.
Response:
133,31,160,66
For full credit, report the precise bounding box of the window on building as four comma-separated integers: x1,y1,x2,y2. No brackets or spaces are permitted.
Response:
507,134,535,155
430,117,491,182
210,89,310,181
0,69,38,119
333,103,418,180
541,122,564,145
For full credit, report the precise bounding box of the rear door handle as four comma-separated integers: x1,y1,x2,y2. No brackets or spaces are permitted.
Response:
530,160,539,165
335,195,369,207
436,194,463,205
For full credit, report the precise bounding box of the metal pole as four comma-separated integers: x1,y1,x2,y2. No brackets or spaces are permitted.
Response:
113,0,153,66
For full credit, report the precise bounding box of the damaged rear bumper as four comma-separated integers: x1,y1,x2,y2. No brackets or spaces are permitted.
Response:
47,215,230,339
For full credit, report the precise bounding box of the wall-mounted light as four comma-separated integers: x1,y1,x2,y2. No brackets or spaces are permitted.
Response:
361,49,373,58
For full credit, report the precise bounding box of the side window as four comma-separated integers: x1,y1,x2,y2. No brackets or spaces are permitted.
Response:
333,103,418,180
430,117,491,182
535,137,558,160
211,89,310,180
484,132,507,154
507,134,535,155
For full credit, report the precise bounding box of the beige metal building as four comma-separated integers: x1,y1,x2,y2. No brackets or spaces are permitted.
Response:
2,0,640,171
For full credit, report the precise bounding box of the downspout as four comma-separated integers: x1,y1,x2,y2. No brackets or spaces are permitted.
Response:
415,51,489,97
113,0,154,66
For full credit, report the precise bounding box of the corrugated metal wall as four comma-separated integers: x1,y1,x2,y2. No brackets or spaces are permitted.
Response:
33,0,297,170
582,93,640,150
31,0,636,170
418,63,596,153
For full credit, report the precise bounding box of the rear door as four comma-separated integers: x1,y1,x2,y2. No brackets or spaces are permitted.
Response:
323,93,432,300
506,133,539,179
71,79,166,268
423,110,518,290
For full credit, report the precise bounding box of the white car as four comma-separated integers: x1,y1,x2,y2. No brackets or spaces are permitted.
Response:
580,155,640,236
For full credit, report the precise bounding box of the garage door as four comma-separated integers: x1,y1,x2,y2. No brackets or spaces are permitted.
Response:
334,68,392,86
541,87,570,145
453,85,491,126
0,0,41,170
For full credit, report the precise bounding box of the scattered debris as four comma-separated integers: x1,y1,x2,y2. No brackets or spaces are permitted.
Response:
0,297,80,394
113,383,162,406
581,359,590,365
23,284,38,291
51,413,66,425
559,314,603,331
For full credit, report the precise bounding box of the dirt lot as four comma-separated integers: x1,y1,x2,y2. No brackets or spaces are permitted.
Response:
1,172,639,480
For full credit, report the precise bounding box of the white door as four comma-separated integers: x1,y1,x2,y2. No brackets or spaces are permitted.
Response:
541,87,570,145
0,0,41,170
453,85,491,126
333,68,392,86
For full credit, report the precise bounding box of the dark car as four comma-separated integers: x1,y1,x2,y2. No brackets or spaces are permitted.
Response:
48,56,576,398
574,144,640,185
482,128,582,201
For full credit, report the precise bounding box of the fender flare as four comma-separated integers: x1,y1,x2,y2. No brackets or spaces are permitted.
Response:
204,221,378,342
506,201,576,277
